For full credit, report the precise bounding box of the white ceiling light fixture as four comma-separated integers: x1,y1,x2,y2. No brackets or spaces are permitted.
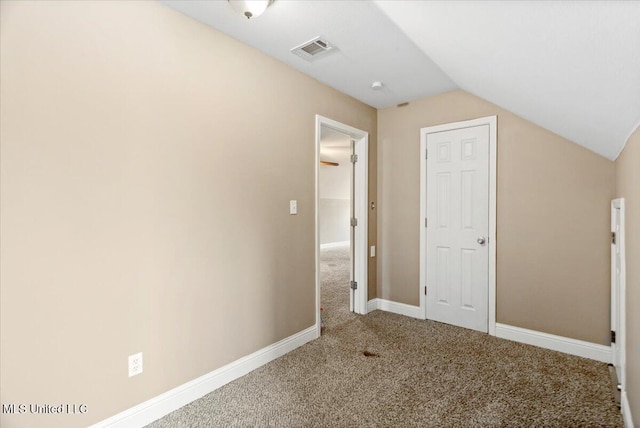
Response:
371,81,383,90
228,0,273,20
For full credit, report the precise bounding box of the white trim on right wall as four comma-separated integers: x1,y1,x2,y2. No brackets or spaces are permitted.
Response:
611,198,629,427
495,323,612,364
611,199,627,395
621,390,634,428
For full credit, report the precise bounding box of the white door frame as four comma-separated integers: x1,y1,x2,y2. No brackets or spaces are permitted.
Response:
419,116,497,335
315,115,368,336
611,198,626,398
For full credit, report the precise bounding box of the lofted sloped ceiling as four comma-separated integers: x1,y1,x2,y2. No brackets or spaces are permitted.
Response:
375,1,640,160
160,0,457,108
161,1,640,160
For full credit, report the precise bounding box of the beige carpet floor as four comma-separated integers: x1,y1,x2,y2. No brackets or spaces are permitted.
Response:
148,246,622,427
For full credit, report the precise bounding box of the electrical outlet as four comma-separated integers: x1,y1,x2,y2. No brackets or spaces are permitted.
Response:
128,352,143,377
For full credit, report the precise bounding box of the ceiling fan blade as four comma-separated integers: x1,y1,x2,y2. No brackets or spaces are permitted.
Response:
320,161,339,167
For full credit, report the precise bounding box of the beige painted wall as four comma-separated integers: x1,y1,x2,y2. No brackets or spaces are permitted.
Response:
615,125,640,423
0,1,377,426
377,90,615,345
319,199,350,245
319,143,350,245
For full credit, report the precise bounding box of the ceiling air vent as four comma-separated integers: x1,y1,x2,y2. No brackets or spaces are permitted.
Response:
291,37,334,62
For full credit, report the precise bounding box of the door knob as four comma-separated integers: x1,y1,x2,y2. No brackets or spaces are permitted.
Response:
477,236,486,245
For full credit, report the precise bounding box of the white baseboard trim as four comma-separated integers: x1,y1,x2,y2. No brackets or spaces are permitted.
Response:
90,325,318,428
621,390,634,428
495,323,611,364
320,241,349,250
367,298,422,319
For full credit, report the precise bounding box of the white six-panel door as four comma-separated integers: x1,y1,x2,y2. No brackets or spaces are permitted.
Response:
424,124,490,333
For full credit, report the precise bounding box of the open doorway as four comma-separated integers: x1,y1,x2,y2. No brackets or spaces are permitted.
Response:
315,115,368,336
319,127,352,331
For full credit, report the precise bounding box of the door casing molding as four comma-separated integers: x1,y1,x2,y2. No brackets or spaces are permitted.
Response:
315,115,369,337
419,116,497,335
611,198,626,396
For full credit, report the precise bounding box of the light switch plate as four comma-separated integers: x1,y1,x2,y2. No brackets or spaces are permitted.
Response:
289,200,297,215
370,245,376,257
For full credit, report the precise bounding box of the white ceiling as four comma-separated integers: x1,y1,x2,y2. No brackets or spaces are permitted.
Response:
159,1,456,109
161,0,640,160
375,1,640,160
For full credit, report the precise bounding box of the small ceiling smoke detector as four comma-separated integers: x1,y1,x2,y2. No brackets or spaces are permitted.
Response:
371,81,383,90
291,37,335,62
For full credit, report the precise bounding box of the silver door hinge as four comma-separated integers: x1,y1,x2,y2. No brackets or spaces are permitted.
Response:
612,232,616,245
350,281,358,290
424,286,427,296
425,218,428,228
351,217,358,227
611,330,616,344
351,154,358,163
425,149,428,160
